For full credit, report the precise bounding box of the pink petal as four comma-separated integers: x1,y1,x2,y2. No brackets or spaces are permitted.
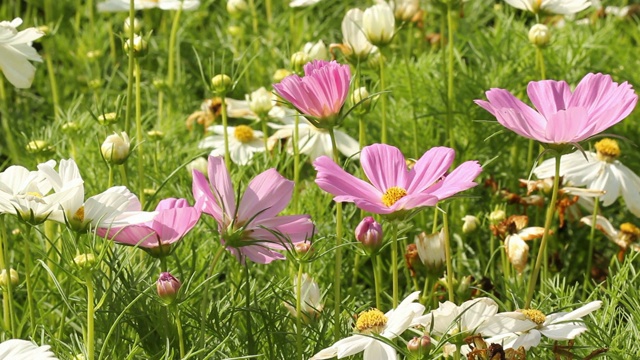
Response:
251,215,315,245
527,79,571,119
544,107,586,143
352,198,397,214
207,156,236,218
428,160,482,200
150,206,201,244
314,156,382,205
238,169,293,223
361,144,412,192
390,193,439,211
192,169,223,224
97,225,159,248
156,198,190,211
406,147,455,194
476,89,547,141
240,245,286,264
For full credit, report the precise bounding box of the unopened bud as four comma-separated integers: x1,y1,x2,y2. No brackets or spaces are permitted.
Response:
186,157,208,178
26,140,55,156
73,253,96,270
505,235,529,274
456,275,472,299
489,209,506,223
366,49,383,71
407,335,431,354
528,24,550,47
211,74,232,94
101,132,131,165
273,69,292,83
0,269,19,287
355,217,383,253
303,40,329,61
124,17,142,35
228,25,243,37
227,0,248,17
462,215,479,234
248,87,274,117
98,112,118,125
157,272,181,305
295,242,312,255
351,86,373,115
291,51,310,74
62,121,81,133
123,35,147,57
147,130,165,141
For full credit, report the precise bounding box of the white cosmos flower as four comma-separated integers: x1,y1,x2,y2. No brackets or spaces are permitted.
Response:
199,125,265,165
290,0,322,7
413,298,499,336
283,273,324,322
97,0,200,12
0,18,44,89
37,159,153,232
503,0,591,15
303,40,329,61
0,161,82,225
311,291,424,360
268,115,359,161
580,215,640,253
362,2,395,46
0,339,58,359
341,9,376,61
480,301,602,350
534,138,640,217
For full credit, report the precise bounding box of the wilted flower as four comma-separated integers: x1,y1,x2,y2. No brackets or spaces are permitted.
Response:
462,215,480,233
581,215,640,258
0,18,44,88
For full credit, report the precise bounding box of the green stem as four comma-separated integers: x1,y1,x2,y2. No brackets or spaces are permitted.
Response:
135,59,145,208
247,0,259,35
328,128,343,341
358,115,366,150
199,246,225,352
379,49,387,144
221,96,230,169
295,262,303,360
390,221,399,308
583,197,600,299
167,6,182,87
44,49,60,120
244,264,255,355
535,46,546,80
124,0,135,134
118,164,128,187
442,208,455,302
0,74,20,163
261,117,269,156
174,307,185,359
0,217,14,334
372,254,382,309
265,0,272,25
403,23,419,158
85,271,95,360
23,226,36,334
445,0,456,152
525,153,561,308
292,114,300,213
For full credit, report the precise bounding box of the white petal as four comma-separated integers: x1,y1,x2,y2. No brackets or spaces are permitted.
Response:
540,322,587,340
362,340,396,360
478,312,534,336
511,329,542,350
0,44,38,88
0,339,58,360
549,301,602,323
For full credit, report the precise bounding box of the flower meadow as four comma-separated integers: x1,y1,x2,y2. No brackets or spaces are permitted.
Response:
3,0,640,359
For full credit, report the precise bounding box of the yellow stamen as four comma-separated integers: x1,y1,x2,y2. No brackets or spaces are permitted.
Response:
620,223,640,236
233,125,255,143
519,309,546,325
356,308,387,334
73,206,85,223
381,186,408,207
595,138,620,163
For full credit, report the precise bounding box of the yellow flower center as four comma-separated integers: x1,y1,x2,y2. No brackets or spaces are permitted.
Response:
519,309,546,325
595,138,620,163
532,0,543,12
381,186,408,207
73,206,85,223
620,223,640,236
234,125,255,143
356,308,387,334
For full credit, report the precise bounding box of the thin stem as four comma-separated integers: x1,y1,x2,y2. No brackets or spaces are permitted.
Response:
292,114,300,213
390,221,399,308
372,254,382,309
445,0,456,151
167,5,182,88
247,0,259,35
23,226,36,333
295,262,303,360
44,49,60,120
265,0,272,25
0,217,13,334
135,59,145,208
403,23,419,158
124,0,135,133
261,117,269,156
199,246,225,352
358,115,366,150
244,264,255,355
379,49,387,144
0,74,20,163
85,271,95,360
583,197,600,299
221,96,230,169
443,208,455,302
174,307,185,359
525,153,561,308
328,128,343,341
535,46,546,80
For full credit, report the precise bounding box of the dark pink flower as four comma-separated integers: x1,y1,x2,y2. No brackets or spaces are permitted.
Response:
314,144,482,215
97,198,201,256
475,73,637,144
192,156,315,264
273,60,351,127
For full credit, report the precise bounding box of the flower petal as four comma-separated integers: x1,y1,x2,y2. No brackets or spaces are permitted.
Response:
238,169,294,223
361,144,412,192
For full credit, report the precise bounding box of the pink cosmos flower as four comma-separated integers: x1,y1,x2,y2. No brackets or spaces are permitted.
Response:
192,156,315,264
273,60,351,127
475,73,637,144
97,198,201,256
314,144,482,215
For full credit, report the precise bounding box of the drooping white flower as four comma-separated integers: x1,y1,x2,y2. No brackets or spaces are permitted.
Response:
414,230,445,269
580,215,640,253
199,125,266,165
413,298,499,336
480,301,602,350
268,115,359,161
97,0,200,12
534,138,640,217
311,291,424,360
0,18,44,88
389,0,420,21
0,339,58,359
341,9,376,61
289,0,322,7
503,0,591,15
283,273,324,322
362,2,395,46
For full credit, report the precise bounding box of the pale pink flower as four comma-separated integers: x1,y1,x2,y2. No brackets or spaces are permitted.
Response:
97,198,201,256
273,60,351,127
475,73,637,145
192,156,315,264
314,144,482,215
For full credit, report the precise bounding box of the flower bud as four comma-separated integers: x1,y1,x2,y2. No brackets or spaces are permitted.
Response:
227,0,248,17
415,230,445,274
363,3,395,46
295,242,312,255
355,217,383,253
98,112,118,125
26,140,55,156
124,17,142,35
407,335,431,354
351,86,373,115
505,235,529,274
366,49,384,71
147,130,165,141
302,40,329,61
290,51,310,74
86,50,102,60
73,253,96,271
528,24,550,47
186,157,208,178
0,268,19,288
461,215,479,234
227,25,243,37
273,68,292,83
101,132,131,165
62,121,81,134
123,35,147,57
157,272,181,305
394,0,420,22
248,87,274,117
211,74,232,94
489,209,506,223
